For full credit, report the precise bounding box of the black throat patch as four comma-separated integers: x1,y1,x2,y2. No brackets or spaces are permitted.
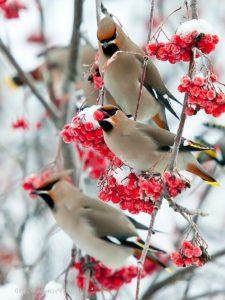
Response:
41,194,55,210
102,43,119,56
98,120,113,132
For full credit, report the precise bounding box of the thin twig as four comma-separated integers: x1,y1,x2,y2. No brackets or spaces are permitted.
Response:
0,39,59,121
100,3,113,18
186,289,225,300
135,193,163,300
168,0,198,171
134,0,155,121
60,0,83,175
167,199,208,217
96,0,101,25
83,256,91,300
64,246,76,299
190,0,198,19
36,0,57,103
62,0,83,124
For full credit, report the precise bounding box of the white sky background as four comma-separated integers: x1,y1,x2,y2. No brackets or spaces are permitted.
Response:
0,0,225,299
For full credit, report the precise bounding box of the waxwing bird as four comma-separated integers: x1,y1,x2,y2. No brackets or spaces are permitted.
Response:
32,171,167,269
97,17,180,129
97,105,219,186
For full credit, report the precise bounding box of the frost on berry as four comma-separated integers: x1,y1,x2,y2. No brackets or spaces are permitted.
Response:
74,256,161,294
98,166,190,214
170,239,209,267
146,19,219,64
178,73,225,117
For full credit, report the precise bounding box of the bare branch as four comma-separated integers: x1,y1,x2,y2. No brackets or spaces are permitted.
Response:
35,0,57,103
168,0,198,171
96,0,101,25
135,193,163,300
100,3,113,18
63,0,83,92
134,0,155,121
142,247,225,299
0,39,59,122
190,0,198,19
186,289,225,300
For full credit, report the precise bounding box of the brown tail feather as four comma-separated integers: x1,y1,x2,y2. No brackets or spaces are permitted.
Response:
152,112,169,130
186,163,220,186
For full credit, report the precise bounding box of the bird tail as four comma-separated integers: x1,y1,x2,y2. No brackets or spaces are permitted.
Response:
4,76,23,89
204,122,225,131
134,238,166,254
186,163,220,187
133,249,170,270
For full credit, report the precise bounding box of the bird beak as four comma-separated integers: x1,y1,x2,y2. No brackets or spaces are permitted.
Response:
30,190,49,196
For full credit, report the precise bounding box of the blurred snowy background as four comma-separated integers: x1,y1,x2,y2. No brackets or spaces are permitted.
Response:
0,0,225,299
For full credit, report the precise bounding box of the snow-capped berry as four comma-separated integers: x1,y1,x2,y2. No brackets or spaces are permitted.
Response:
60,106,120,162
93,110,105,121
146,19,219,64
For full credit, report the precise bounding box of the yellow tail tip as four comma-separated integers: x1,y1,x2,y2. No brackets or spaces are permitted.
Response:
204,181,220,187
3,77,19,90
204,149,217,159
165,267,173,273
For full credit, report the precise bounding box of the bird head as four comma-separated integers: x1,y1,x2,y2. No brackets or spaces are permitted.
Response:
31,170,73,210
96,105,128,133
97,17,119,55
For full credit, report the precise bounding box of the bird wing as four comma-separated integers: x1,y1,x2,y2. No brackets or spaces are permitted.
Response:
80,202,138,239
135,53,181,105
135,122,214,152
145,84,180,119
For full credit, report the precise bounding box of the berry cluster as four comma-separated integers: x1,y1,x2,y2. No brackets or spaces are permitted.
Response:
146,19,219,64
170,240,209,267
88,66,103,90
87,52,104,90
99,167,155,214
178,73,225,117
99,166,189,214
74,256,159,294
0,0,26,19
22,170,52,198
146,33,219,64
61,106,122,165
162,171,190,197
75,258,138,294
12,118,43,130
76,144,107,180
12,118,29,130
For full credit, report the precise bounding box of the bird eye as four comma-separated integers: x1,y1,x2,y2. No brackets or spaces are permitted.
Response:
101,107,119,116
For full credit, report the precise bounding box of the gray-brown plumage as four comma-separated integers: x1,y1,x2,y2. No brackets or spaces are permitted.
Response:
97,17,180,129
32,171,167,269
97,105,219,186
